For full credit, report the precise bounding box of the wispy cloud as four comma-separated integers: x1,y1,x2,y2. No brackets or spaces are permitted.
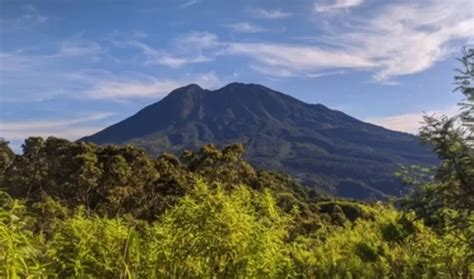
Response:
127,32,218,68
314,0,364,13
224,42,374,73
366,106,458,134
1,5,48,32
153,55,212,68
20,5,48,23
224,0,474,81
68,71,222,100
0,40,106,102
306,70,346,78
84,79,184,99
3,0,472,107
55,40,103,58
335,0,474,81
129,41,212,68
247,8,292,19
175,31,219,49
0,39,220,102
250,64,347,79
250,65,295,78
179,0,198,8
226,22,265,33
0,113,113,141
0,39,103,66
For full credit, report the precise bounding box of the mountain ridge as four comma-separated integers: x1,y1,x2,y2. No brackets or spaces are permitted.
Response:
81,82,436,199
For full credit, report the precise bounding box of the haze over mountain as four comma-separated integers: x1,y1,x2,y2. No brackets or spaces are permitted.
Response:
82,83,436,199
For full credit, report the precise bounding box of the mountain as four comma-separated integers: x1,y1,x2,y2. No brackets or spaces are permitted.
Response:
81,82,436,199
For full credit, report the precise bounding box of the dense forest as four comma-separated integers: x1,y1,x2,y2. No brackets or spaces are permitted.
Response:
0,51,473,278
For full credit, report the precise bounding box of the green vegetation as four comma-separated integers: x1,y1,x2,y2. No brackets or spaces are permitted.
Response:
1,174,473,278
0,50,473,278
0,139,472,278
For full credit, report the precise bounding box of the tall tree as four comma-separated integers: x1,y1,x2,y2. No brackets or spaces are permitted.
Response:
401,48,474,253
455,48,474,144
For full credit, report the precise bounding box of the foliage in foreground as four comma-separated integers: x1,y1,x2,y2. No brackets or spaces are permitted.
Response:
1,182,472,278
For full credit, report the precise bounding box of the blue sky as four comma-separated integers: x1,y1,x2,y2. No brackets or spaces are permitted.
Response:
1,0,473,150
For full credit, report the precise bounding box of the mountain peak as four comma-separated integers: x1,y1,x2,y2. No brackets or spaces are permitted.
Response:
183,83,203,90
166,83,204,97
220,82,261,89
160,83,206,107
82,82,435,199
217,82,277,95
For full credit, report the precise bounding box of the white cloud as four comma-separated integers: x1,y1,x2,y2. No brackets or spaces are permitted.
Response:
0,39,103,68
72,72,222,100
104,12,470,81
226,22,265,33
314,0,364,13
55,40,103,58
222,0,473,81
249,65,347,79
20,5,48,24
250,65,295,77
179,0,198,8
0,38,107,102
84,79,183,99
153,54,212,68
0,51,37,73
0,113,113,141
366,106,458,134
127,32,219,68
326,0,474,81
129,41,213,68
247,8,292,19
367,113,428,134
175,31,219,49
0,5,46,39
306,70,346,78
0,40,221,102
2,5,48,32
225,42,374,72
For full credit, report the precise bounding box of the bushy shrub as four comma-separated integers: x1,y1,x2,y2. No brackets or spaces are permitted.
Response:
145,180,293,278
1,186,472,278
289,206,473,278
0,192,49,278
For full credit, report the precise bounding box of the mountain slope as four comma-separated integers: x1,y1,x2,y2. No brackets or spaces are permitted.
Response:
81,82,436,199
